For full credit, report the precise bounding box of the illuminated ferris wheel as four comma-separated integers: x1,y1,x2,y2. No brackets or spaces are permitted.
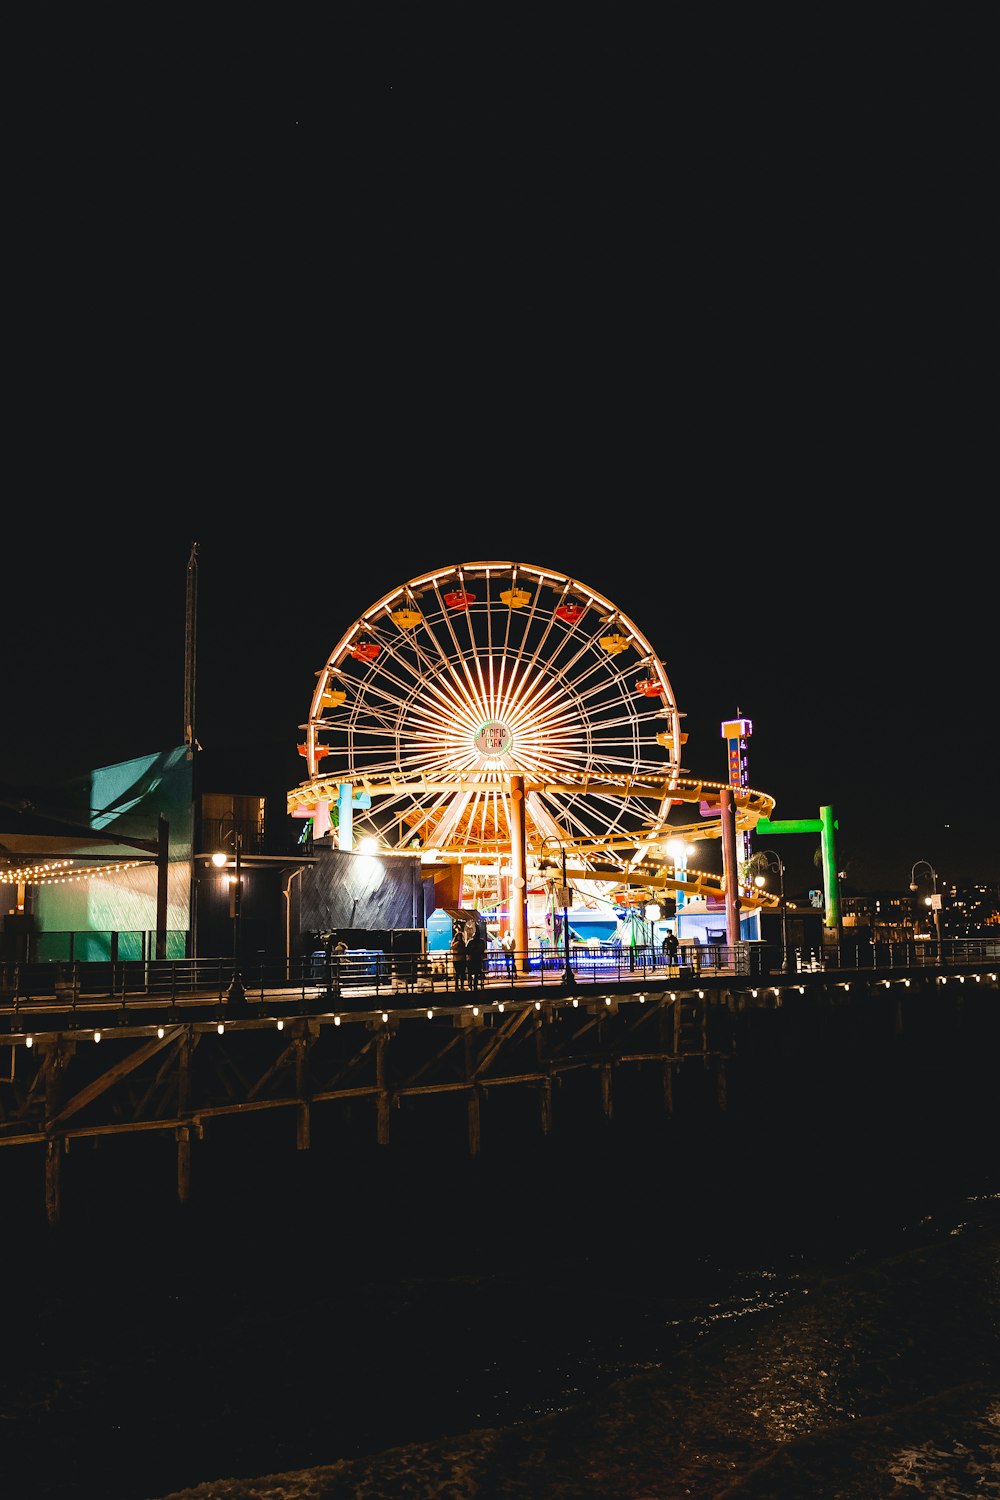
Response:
290,561,689,871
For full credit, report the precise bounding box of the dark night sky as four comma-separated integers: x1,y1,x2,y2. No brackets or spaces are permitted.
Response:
7,11,994,896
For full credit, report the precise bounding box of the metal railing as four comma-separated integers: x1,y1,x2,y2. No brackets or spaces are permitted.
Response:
2,937,998,1026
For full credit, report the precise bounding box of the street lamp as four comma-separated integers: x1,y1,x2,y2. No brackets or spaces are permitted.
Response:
751,848,789,972
212,829,246,1008
539,838,575,987
909,859,942,950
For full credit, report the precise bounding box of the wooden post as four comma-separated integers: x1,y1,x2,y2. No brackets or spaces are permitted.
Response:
663,1060,674,1116
600,1061,613,1119
176,1029,192,1202
295,1033,310,1150
176,1125,191,1204
539,1077,553,1136
44,1136,61,1228
376,1031,391,1146
716,1059,727,1111
467,1085,481,1158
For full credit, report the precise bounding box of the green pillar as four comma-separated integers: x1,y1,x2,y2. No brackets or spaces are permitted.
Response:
820,804,838,931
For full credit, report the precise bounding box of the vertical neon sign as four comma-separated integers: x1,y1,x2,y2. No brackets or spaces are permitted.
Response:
720,714,753,877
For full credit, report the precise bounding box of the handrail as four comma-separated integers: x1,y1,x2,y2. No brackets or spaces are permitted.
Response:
2,939,998,1030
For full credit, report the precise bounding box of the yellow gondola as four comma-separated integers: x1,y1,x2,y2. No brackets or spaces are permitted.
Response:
319,688,346,710
390,608,422,628
500,587,531,609
599,632,630,654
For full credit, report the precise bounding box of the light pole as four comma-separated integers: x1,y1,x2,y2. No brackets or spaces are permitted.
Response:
212,829,246,1008
539,838,575,987
751,848,788,972
909,859,942,950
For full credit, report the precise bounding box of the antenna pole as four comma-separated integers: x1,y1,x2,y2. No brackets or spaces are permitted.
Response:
184,542,199,749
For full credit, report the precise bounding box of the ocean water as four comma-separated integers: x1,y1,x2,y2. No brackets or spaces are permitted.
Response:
3,1020,998,1500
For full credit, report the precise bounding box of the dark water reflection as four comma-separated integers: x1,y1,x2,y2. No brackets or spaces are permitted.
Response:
3,1051,999,1499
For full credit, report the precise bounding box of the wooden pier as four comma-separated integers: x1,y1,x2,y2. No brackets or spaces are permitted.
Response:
2,958,998,1227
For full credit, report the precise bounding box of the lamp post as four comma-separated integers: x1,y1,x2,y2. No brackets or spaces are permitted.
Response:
751,848,788,972
909,859,942,951
212,829,246,1008
539,838,575,987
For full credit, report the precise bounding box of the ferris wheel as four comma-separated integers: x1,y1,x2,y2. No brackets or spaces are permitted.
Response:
291,561,689,871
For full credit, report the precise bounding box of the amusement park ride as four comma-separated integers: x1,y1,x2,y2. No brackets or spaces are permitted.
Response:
287,561,822,954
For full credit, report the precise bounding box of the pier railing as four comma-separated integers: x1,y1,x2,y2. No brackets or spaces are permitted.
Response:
2,938,998,1031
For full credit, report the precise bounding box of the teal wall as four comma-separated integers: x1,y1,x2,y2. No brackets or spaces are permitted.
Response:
34,746,193,955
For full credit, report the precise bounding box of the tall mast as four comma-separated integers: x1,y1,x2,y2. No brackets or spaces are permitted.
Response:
184,541,199,750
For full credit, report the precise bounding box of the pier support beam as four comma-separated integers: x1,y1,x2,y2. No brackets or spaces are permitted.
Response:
295,1033,311,1150
176,1125,191,1204
600,1062,613,1120
376,1032,391,1146
716,1059,728,1111
539,1077,553,1136
44,1137,61,1228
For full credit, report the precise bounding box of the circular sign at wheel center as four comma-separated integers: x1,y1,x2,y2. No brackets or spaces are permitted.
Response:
474,720,513,758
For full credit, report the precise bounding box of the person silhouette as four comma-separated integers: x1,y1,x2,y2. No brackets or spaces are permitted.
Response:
466,927,486,991
450,924,467,989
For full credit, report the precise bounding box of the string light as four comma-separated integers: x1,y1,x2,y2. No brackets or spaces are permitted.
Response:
1,859,144,885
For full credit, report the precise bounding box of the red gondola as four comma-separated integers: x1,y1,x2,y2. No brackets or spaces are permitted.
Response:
555,600,587,623
298,743,331,759
444,589,475,609
350,638,380,662
634,678,663,697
